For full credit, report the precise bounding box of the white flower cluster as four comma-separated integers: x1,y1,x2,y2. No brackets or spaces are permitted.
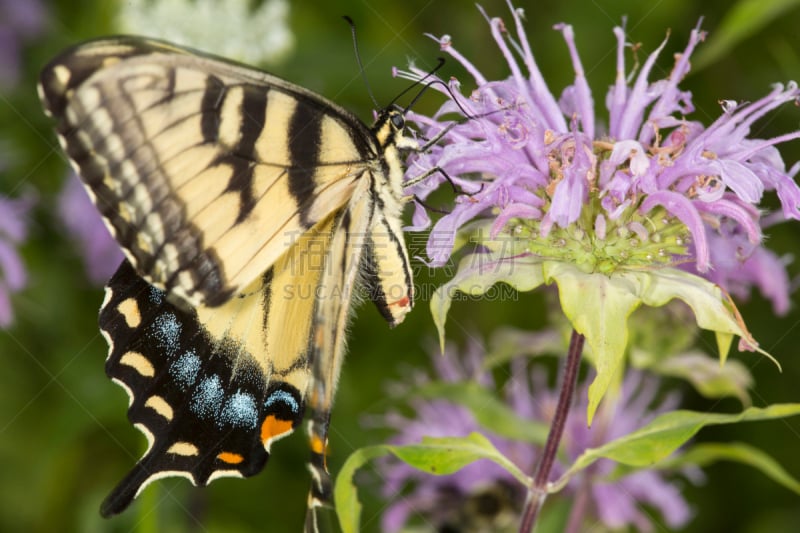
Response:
118,0,294,65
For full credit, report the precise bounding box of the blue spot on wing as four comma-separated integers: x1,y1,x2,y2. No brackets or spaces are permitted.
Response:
190,375,260,429
148,285,164,304
149,312,181,357
265,390,300,413
191,375,224,420
169,350,201,391
220,391,258,429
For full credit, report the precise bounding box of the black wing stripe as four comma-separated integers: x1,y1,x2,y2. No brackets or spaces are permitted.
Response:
260,267,274,336
162,84,272,299
200,75,226,143
215,85,269,224
287,102,323,229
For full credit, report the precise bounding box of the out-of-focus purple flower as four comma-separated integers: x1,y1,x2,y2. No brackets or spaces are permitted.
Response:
701,216,791,314
58,174,123,285
376,342,529,531
399,2,800,309
527,367,694,532
0,0,46,87
0,192,35,327
375,342,693,532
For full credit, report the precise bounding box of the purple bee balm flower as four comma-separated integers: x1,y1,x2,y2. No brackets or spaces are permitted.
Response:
0,0,46,87
58,174,123,285
0,192,35,327
399,2,800,310
375,342,694,532
376,342,531,531
548,370,694,532
700,216,791,315
403,2,794,425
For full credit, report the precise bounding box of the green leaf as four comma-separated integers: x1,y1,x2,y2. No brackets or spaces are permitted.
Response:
430,253,545,351
391,433,530,483
636,269,747,354
662,442,800,495
694,0,800,70
543,263,643,425
335,444,392,533
651,351,753,405
554,403,800,490
432,255,772,428
555,265,775,424
334,434,532,533
414,382,550,444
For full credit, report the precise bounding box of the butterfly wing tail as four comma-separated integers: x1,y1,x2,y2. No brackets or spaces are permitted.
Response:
99,452,187,517
100,460,154,517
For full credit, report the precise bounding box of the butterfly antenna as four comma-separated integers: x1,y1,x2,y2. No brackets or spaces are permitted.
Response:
343,15,380,109
405,77,474,119
388,57,446,111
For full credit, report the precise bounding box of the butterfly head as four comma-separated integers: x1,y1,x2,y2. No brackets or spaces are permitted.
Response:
373,105,418,153
388,106,406,131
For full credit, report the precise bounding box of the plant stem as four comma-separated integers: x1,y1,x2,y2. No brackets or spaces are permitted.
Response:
518,329,585,533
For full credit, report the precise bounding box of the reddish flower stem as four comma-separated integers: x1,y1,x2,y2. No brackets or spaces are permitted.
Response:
519,329,585,533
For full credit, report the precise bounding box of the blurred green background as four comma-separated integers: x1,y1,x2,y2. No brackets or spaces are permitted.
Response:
2,0,800,531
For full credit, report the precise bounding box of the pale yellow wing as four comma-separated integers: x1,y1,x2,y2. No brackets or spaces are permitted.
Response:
39,36,382,307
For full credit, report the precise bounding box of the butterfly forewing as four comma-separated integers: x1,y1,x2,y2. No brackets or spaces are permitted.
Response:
39,37,381,307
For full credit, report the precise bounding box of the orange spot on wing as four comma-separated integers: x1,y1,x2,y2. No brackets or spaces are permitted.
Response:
217,451,244,464
261,415,294,445
313,326,324,349
310,434,326,455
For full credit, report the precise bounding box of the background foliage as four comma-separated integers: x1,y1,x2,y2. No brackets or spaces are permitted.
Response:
2,0,799,531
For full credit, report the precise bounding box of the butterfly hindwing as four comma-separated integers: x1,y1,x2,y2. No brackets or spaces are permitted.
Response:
99,214,341,515
39,36,385,308
99,258,309,516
